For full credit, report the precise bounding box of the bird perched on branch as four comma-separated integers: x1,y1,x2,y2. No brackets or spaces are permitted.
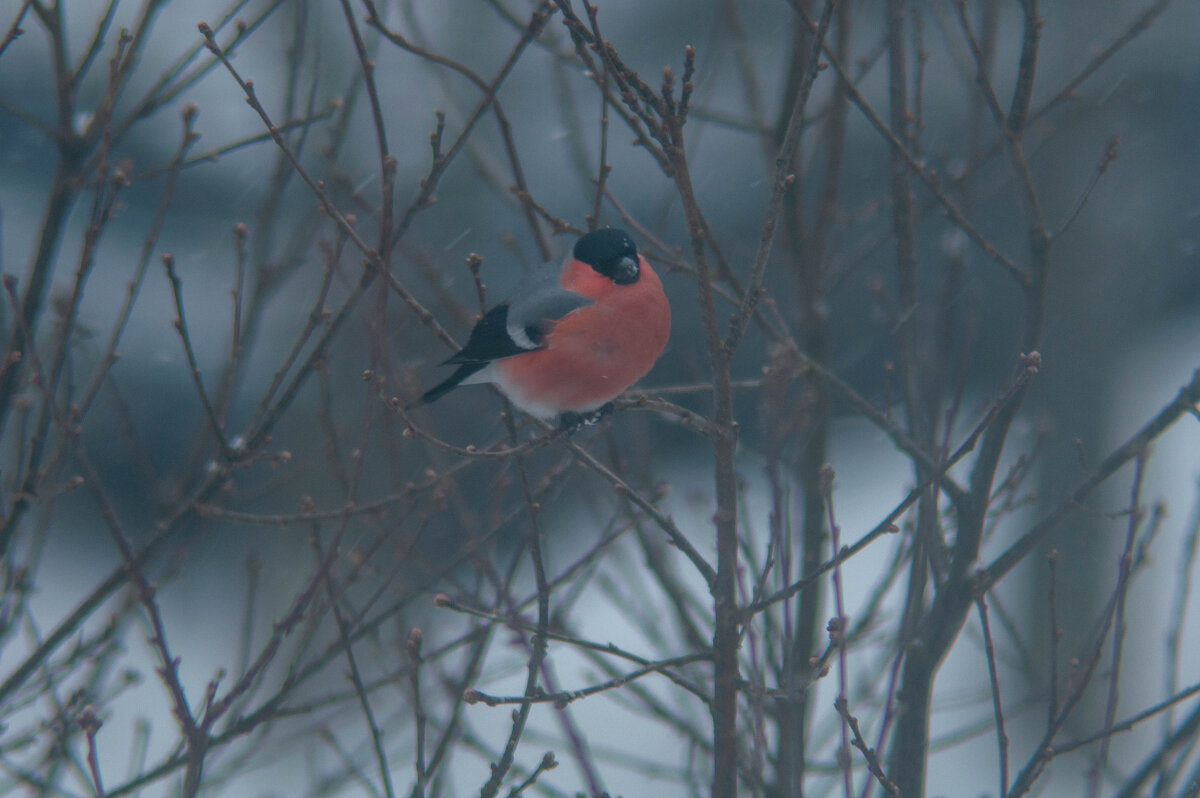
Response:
417,228,670,429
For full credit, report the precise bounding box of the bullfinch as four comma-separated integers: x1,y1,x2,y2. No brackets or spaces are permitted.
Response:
417,228,670,427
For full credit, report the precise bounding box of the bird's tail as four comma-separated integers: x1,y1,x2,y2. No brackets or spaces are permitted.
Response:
412,362,488,408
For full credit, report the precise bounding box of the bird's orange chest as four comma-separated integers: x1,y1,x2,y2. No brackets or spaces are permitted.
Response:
491,257,670,413
553,258,670,368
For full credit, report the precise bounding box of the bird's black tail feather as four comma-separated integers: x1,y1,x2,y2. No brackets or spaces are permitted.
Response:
415,362,488,407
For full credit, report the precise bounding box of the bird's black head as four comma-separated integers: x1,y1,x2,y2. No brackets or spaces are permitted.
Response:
573,228,640,285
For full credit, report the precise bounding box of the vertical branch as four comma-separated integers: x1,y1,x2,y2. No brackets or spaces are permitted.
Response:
823,467,855,798
0,159,81,440
659,53,743,796
891,0,1050,790
884,0,925,442
882,4,945,729
1006,0,1041,133
588,56,611,231
408,627,428,798
776,3,846,794
882,3,937,793
976,594,1010,798
1047,549,1060,725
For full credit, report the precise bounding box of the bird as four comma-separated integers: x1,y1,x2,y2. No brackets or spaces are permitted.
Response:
416,228,670,429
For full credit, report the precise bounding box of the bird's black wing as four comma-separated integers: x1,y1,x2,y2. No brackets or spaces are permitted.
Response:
418,274,591,407
441,304,529,365
418,306,526,406
445,286,593,365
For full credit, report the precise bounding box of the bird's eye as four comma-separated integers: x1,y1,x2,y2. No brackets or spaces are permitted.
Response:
525,324,543,344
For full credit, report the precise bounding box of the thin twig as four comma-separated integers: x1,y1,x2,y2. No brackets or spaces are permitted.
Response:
161,253,232,458
0,0,32,58
1053,137,1120,238
835,699,900,797
822,467,855,798
466,653,710,708
1087,449,1148,796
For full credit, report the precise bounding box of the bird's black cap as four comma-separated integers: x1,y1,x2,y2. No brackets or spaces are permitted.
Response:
573,228,640,285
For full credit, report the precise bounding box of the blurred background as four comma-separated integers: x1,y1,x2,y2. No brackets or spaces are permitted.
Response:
1,0,1199,795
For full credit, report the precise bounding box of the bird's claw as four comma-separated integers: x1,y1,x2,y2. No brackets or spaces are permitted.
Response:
559,402,615,435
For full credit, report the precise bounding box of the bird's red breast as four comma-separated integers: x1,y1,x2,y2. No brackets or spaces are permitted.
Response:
492,255,670,418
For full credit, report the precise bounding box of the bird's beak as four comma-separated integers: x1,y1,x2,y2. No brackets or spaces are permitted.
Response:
612,256,640,285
